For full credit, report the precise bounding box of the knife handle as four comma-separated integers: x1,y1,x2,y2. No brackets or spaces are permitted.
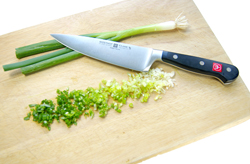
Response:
161,51,239,84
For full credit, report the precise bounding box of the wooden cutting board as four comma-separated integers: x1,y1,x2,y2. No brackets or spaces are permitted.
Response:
0,0,249,163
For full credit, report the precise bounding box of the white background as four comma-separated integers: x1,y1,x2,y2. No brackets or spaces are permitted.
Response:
0,0,249,163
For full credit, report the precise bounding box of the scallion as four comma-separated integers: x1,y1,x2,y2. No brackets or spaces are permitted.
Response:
20,51,82,74
4,15,188,74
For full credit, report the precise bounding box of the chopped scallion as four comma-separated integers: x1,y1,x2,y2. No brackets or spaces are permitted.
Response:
129,103,134,108
24,68,175,130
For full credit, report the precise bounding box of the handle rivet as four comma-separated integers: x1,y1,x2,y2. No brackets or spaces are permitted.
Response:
226,67,232,72
173,54,178,59
199,61,205,66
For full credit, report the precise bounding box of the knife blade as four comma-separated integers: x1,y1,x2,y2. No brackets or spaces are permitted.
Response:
51,34,239,84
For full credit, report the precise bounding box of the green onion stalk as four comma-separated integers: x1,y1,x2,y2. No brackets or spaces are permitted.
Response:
3,15,188,74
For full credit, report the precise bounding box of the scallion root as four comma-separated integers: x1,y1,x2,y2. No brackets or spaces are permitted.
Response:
175,13,189,30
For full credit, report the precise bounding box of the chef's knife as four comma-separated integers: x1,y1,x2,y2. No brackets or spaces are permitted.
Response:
51,34,239,84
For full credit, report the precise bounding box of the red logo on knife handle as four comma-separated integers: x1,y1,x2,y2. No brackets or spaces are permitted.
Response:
212,63,222,72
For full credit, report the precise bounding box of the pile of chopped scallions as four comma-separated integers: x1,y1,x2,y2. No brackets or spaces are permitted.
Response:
3,15,188,74
24,68,175,130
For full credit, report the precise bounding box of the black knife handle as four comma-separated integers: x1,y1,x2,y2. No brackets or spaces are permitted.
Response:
161,51,239,84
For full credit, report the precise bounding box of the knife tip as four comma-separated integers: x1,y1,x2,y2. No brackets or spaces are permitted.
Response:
50,34,64,40
50,33,58,37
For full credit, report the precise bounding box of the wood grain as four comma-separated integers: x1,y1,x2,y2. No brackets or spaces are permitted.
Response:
0,0,249,163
